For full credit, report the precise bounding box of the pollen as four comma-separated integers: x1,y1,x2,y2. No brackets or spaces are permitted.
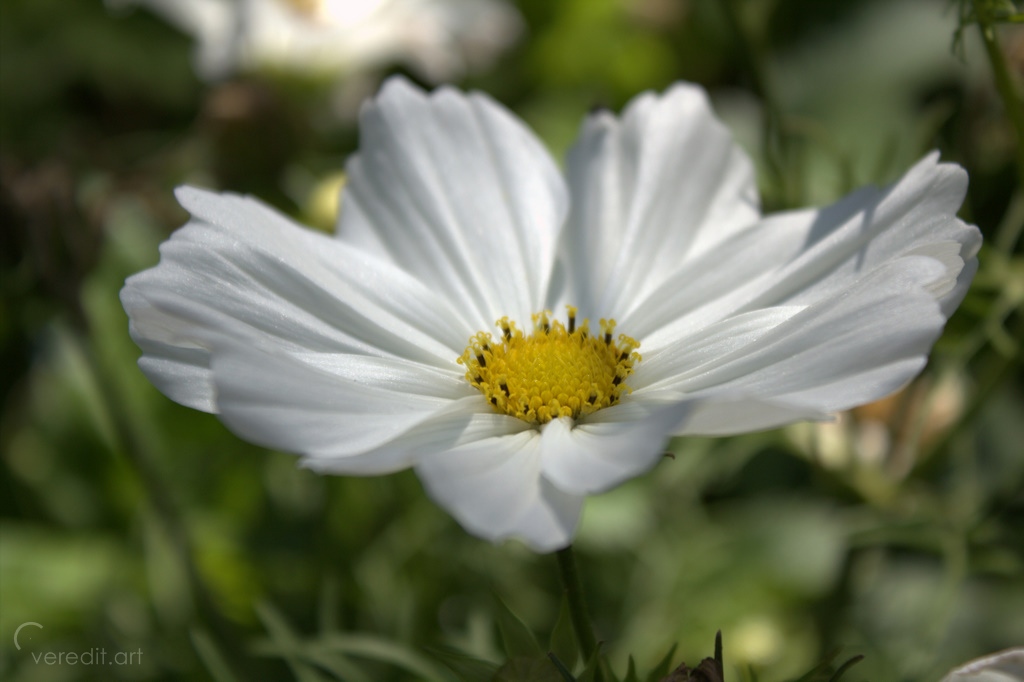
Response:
458,306,641,424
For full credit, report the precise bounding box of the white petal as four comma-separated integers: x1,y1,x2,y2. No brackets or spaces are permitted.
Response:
632,307,805,392
538,399,692,496
562,82,759,320
122,184,471,403
655,257,949,435
121,187,472,413
674,258,945,394
338,76,568,329
740,153,979,313
415,431,584,552
621,208,825,346
209,339,476,469
508,478,584,553
121,287,220,412
301,399,529,475
625,153,980,346
677,396,829,436
940,648,1024,682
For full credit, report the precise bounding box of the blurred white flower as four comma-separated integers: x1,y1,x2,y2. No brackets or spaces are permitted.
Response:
107,0,521,82
786,370,967,477
122,78,980,551
940,648,1024,682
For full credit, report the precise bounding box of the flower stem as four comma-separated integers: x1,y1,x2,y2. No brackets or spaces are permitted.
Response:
79,334,251,679
720,0,798,209
973,0,1024,184
555,545,601,676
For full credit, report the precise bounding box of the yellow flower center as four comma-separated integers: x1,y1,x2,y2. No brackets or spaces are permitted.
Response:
459,306,641,424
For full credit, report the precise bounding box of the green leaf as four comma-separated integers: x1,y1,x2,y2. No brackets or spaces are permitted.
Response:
495,656,564,682
315,633,450,681
316,577,341,634
621,655,640,682
495,597,544,658
428,646,501,682
645,644,677,682
549,597,579,670
548,652,578,682
788,647,863,682
254,601,332,682
573,642,606,682
190,628,239,682
289,651,374,682
828,655,864,682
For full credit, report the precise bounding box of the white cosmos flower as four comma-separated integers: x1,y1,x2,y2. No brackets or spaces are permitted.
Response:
121,77,981,552
107,0,521,82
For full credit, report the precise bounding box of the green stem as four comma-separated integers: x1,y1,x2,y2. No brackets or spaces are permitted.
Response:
720,0,797,209
80,335,251,679
974,0,1024,185
555,546,601,674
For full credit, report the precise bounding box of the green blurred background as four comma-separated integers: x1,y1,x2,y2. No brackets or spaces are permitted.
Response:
2,0,1022,680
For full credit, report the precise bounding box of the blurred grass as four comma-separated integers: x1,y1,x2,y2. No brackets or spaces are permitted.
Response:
2,0,1023,680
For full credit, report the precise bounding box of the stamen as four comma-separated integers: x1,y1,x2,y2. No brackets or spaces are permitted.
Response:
458,306,641,424
602,319,613,345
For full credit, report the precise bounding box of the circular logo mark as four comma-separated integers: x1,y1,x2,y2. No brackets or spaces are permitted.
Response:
14,622,43,650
